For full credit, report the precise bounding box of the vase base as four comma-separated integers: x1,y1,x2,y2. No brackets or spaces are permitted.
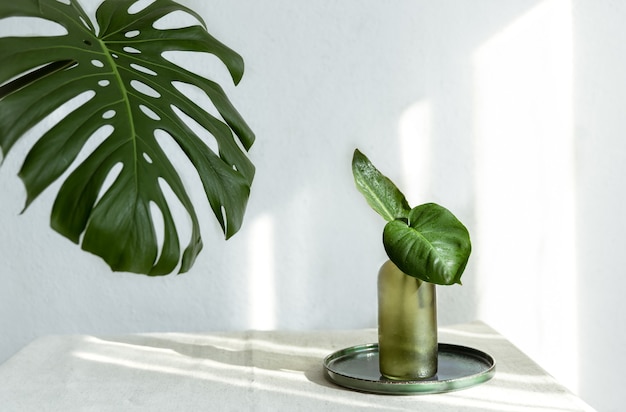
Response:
323,343,495,395
381,373,437,381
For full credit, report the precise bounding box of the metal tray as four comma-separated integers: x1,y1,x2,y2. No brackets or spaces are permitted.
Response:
323,343,495,395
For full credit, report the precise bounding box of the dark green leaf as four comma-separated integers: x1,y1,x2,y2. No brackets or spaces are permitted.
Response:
383,203,471,285
0,0,255,275
352,149,410,221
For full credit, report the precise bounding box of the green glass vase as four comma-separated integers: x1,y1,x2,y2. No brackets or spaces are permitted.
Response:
378,260,438,380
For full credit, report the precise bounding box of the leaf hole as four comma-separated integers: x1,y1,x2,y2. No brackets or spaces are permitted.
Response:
102,110,116,120
131,80,161,98
63,125,114,214
123,46,141,54
154,129,208,236
163,51,233,87
79,16,92,31
0,17,67,37
125,30,140,38
56,0,71,4
139,104,161,121
130,63,157,76
29,90,96,148
91,59,104,68
153,10,203,30
171,81,221,119
220,206,228,234
148,200,165,264
143,152,153,164
170,105,219,155
128,0,156,14
111,53,119,59
94,162,124,209
98,80,110,87
83,40,92,46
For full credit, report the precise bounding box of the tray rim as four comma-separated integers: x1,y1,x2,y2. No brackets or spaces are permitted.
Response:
323,342,496,395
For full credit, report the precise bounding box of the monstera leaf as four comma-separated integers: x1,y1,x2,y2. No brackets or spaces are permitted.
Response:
352,149,471,285
0,0,255,275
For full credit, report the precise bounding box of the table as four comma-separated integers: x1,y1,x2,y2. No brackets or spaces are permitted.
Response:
0,321,594,411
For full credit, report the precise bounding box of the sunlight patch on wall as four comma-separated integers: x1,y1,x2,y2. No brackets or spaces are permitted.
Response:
473,0,577,392
248,214,276,330
398,101,432,203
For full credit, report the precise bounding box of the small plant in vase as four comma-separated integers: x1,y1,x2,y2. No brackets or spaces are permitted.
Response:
352,149,471,380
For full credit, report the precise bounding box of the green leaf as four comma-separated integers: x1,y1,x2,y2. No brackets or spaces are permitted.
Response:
383,203,471,285
0,0,255,275
352,149,411,221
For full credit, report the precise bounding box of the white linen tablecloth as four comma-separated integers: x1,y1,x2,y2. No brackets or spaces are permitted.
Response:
0,321,594,411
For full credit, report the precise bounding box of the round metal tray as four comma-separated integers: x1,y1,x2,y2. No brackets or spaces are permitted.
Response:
323,343,495,395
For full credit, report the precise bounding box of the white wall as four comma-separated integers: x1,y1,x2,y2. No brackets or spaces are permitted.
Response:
0,1,623,410
573,2,626,411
